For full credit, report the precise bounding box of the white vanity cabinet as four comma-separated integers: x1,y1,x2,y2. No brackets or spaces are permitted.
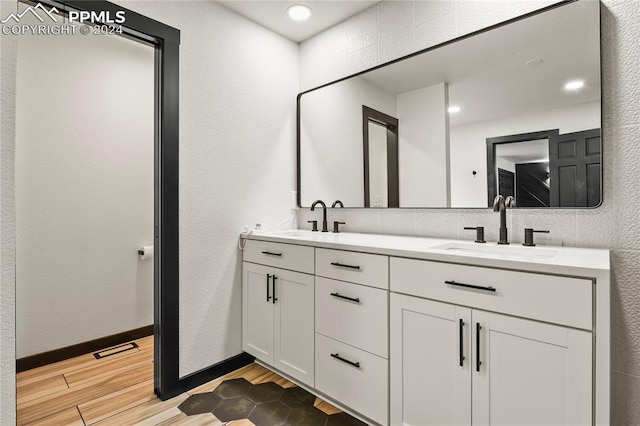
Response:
390,258,594,426
242,241,315,386
314,249,389,426
242,231,610,426
390,295,472,425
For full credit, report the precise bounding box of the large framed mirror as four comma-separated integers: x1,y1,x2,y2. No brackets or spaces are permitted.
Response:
297,0,601,208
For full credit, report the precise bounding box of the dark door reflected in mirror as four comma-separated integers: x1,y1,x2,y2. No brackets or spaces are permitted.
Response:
298,0,601,208
487,128,601,208
363,105,399,208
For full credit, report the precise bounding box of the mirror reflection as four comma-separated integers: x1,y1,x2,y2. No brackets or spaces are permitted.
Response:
298,0,601,208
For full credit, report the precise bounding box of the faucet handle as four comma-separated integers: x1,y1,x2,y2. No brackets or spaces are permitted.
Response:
307,220,318,232
464,226,486,243
333,221,346,233
522,228,550,246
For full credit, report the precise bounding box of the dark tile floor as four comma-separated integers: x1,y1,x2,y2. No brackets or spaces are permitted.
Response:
178,377,368,426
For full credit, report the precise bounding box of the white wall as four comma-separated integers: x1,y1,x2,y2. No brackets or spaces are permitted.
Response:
397,83,448,207
15,19,154,358
450,101,600,207
297,2,640,422
300,76,395,207
1,0,18,422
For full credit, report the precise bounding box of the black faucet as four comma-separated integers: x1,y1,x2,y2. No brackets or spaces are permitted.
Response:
493,195,515,244
311,200,328,232
332,200,344,208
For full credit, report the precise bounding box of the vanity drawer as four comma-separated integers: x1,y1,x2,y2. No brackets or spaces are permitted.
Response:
316,248,388,289
391,257,593,330
316,277,388,358
315,333,388,425
243,240,314,274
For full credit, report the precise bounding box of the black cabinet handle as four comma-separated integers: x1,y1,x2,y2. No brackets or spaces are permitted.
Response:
330,292,360,303
459,319,465,367
330,262,360,270
266,274,271,302
272,275,278,304
330,353,360,369
445,280,496,293
261,251,282,257
476,323,482,372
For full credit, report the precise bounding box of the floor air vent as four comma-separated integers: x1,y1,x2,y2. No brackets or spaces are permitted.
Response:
93,342,139,359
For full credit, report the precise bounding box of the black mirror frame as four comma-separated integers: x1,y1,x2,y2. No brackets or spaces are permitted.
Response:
296,0,602,209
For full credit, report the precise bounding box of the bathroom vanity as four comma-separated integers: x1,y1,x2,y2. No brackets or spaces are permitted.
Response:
241,230,609,426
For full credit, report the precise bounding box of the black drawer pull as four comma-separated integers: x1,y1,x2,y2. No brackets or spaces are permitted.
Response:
261,251,282,257
272,275,278,304
459,319,465,367
330,292,360,303
476,323,482,372
330,353,360,369
266,274,271,302
445,280,496,293
330,262,360,270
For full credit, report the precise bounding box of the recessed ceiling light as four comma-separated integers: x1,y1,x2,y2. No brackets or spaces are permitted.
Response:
448,106,461,114
564,80,585,91
287,4,312,21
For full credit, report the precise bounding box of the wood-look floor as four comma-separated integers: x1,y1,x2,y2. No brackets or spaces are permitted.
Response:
17,337,340,425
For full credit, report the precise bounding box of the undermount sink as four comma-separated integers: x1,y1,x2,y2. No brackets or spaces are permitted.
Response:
262,229,337,239
264,230,314,237
433,242,558,259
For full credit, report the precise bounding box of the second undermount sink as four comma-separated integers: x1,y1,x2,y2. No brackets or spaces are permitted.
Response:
263,229,318,238
433,242,558,259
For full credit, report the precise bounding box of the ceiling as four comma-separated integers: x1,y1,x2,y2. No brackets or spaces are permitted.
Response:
219,1,379,43
496,140,550,164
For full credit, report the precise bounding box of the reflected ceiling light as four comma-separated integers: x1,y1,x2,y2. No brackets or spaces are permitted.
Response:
564,80,585,91
287,4,312,21
525,58,544,67
448,106,461,114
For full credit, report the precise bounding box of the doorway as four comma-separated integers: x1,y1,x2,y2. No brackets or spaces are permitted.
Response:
11,0,181,407
362,105,399,208
486,128,601,207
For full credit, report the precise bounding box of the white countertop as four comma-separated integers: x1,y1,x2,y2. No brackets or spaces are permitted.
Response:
245,230,610,278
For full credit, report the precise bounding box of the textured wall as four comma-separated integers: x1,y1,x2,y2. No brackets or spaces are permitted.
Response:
298,1,640,423
0,0,17,421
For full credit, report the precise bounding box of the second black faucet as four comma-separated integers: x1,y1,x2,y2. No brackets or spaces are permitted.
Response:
310,199,346,233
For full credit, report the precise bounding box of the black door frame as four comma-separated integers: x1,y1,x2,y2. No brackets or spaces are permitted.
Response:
362,106,399,208
31,0,182,400
486,129,559,207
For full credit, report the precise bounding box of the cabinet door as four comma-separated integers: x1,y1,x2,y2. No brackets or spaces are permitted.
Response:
391,294,471,426
472,311,592,426
242,262,274,363
273,268,315,386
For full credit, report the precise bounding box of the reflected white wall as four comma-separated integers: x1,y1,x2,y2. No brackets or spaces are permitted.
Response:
450,101,600,207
